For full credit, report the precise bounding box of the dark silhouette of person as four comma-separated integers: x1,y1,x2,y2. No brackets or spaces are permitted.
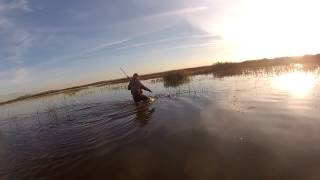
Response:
128,73,152,103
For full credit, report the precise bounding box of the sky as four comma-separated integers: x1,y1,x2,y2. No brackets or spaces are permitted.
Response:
0,0,319,98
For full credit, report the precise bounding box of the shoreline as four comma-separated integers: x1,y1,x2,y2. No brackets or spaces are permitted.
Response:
1,54,319,106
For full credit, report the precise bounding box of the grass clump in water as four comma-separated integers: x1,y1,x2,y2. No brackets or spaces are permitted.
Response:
163,70,190,88
210,62,241,77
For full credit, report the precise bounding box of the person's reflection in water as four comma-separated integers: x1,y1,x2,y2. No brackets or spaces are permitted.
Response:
134,103,156,128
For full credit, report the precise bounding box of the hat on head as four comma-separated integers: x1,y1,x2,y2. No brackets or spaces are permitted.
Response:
133,73,139,79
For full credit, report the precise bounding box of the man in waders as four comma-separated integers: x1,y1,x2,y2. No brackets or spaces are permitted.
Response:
128,73,152,103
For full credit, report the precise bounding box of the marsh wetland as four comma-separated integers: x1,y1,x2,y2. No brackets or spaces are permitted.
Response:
1,58,320,180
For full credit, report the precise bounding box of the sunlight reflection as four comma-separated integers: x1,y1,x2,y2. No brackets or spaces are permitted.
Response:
272,71,316,97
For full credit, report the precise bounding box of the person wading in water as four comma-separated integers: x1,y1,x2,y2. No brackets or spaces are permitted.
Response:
128,73,152,103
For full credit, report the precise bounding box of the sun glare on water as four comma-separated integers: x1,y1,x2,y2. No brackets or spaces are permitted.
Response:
272,71,317,97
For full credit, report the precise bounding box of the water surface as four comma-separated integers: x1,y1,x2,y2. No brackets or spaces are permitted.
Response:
1,68,320,180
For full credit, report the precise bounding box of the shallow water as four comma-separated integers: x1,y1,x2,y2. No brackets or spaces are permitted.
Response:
1,69,320,180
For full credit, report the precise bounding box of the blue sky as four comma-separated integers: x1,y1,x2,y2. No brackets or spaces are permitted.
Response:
0,0,319,98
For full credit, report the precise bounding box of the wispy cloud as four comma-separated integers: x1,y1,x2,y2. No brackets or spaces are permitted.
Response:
0,0,36,96
0,0,32,12
118,34,221,50
27,38,133,71
33,34,220,70
6,31,34,64
0,0,220,95
114,6,209,28
117,38,175,50
0,0,34,64
142,6,209,20
165,42,216,51
81,38,132,55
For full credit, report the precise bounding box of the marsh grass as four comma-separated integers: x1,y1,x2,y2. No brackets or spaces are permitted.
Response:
46,106,59,122
150,78,163,84
163,70,190,88
207,55,320,77
1,54,320,105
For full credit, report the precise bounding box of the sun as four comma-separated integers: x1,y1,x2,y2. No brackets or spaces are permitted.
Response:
272,71,316,97
220,0,320,60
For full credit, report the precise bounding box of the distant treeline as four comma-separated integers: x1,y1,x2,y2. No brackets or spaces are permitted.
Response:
1,54,320,105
